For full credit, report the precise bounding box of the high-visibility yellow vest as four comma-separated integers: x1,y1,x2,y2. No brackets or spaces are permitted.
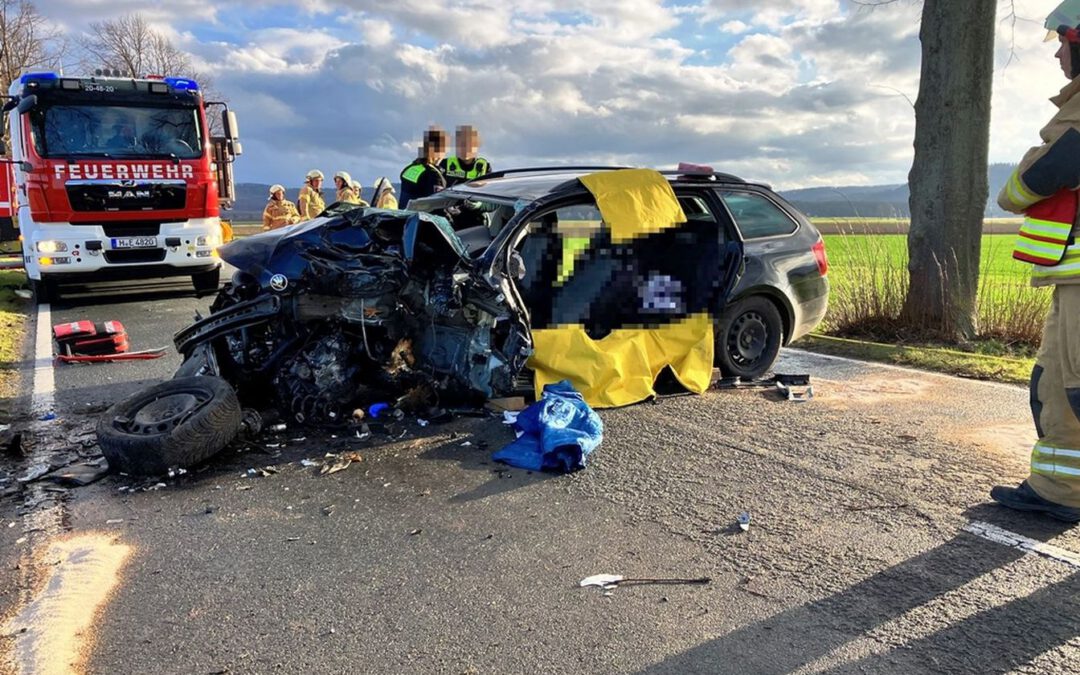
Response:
443,156,490,181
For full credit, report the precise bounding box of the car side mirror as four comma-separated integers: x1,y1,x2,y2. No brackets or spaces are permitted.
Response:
1,98,16,113
16,95,37,115
508,250,527,280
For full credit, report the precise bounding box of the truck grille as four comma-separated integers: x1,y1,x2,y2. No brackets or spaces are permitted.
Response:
66,181,186,212
104,249,167,264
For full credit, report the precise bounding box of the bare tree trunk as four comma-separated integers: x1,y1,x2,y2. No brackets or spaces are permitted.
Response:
901,0,996,340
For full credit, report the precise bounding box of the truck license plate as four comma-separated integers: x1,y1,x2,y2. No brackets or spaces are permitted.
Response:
111,237,158,249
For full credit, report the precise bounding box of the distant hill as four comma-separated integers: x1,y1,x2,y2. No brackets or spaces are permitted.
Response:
778,163,1017,218
224,164,1019,222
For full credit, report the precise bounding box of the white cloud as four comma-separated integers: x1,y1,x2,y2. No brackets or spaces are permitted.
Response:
19,0,1074,190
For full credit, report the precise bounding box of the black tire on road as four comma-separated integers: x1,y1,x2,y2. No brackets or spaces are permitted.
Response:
715,295,784,380
97,376,242,476
192,268,221,295
30,278,57,304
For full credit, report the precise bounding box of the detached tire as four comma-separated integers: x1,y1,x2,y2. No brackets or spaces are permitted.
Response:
192,268,221,295
716,296,784,380
97,376,242,476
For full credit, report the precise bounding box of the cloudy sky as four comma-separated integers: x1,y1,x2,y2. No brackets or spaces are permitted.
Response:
31,0,1071,189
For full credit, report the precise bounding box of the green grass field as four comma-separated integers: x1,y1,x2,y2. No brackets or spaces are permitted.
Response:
821,232,1048,352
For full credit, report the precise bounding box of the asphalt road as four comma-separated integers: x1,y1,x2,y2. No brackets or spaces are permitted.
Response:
3,279,1080,674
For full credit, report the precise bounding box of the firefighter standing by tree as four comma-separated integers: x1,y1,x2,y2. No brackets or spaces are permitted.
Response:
262,184,301,230
992,0,1080,523
298,169,326,219
398,126,448,209
439,125,492,187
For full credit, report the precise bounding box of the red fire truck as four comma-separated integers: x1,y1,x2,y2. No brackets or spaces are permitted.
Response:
2,71,241,302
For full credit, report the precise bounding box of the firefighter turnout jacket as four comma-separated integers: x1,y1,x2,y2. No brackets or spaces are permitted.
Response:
262,198,301,230
298,185,326,220
999,76,1080,285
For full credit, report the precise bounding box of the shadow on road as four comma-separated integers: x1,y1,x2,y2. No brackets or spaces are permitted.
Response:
52,279,216,309
418,433,556,503
637,520,1080,674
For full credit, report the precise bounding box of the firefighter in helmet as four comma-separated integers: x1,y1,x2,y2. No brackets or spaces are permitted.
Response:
297,169,326,219
372,176,398,209
334,171,364,205
992,0,1080,522
262,184,301,230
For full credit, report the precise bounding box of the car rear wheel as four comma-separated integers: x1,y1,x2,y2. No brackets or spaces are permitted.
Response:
716,296,783,379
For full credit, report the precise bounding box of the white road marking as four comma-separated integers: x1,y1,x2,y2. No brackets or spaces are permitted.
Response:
963,520,1080,568
31,301,54,416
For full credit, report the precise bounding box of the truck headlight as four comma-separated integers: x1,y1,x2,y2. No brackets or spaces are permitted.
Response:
36,240,67,253
196,234,220,247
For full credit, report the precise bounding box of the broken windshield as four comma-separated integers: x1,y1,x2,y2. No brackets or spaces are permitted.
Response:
29,104,203,159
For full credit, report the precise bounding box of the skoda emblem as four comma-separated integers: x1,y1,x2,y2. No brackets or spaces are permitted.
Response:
269,274,289,292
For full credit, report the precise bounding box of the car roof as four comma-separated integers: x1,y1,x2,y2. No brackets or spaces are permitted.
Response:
443,166,769,203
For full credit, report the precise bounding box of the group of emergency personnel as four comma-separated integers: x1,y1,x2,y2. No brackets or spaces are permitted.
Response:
261,171,400,230
261,124,490,230
399,124,491,209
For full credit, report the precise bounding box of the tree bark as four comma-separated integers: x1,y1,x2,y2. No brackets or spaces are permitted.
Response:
902,0,996,340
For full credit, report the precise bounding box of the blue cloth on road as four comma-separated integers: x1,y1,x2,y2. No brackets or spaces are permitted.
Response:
492,380,603,473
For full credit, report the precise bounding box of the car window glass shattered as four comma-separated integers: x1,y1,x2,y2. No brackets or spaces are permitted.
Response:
717,190,798,238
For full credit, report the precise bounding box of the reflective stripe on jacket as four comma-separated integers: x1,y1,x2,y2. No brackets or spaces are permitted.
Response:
1000,76,1080,284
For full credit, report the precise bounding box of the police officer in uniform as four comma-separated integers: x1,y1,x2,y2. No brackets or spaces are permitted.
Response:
439,125,491,187
262,184,301,230
398,126,448,209
298,169,326,219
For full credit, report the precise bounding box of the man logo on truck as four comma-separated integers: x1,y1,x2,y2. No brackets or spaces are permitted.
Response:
106,189,152,200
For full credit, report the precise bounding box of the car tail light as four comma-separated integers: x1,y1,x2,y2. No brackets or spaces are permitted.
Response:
812,239,828,276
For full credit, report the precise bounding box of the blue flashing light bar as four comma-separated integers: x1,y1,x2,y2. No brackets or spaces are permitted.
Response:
163,77,199,92
20,72,58,83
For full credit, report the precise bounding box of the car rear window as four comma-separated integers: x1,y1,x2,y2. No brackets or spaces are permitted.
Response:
716,190,797,239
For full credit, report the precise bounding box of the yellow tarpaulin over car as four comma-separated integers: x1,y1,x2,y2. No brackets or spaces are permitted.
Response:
578,169,686,244
529,313,715,408
527,169,714,408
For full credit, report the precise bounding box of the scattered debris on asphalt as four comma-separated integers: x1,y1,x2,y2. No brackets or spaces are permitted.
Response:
579,574,712,590
715,373,813,402
737,511,751,532
41,460,109,487
16,464,50,483
493,380,602,473
319,451,363,475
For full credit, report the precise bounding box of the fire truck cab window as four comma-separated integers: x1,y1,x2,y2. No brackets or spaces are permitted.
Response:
30,105,203,159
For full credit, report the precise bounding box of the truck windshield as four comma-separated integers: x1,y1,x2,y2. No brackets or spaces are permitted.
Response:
29,104,203,159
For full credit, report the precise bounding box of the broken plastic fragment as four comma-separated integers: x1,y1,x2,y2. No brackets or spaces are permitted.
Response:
39,412,56,421
300,459,320,468
580,574,625,588
16,463,50,483
737,511,751,531
417,419,429,427
105,518,124,524
369,402,390,418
